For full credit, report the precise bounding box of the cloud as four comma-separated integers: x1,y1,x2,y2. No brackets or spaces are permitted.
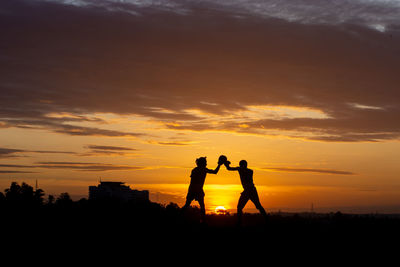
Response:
0,147,76,158
1,0,400,142
147,140,193,146
263,167,356,175
30,150,76,154
0,162,189,173
42,0,400,32
0,162,40,173
54,125,143,137
0,148,25,158
85,145,136,151
1,118,145,137
35,161,145,171
0,164,36,168
0,170,39,174
0,162,145,172
156,142,191,146
81,144,139,156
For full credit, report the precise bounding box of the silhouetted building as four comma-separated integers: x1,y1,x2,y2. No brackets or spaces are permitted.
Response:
89,181,149,202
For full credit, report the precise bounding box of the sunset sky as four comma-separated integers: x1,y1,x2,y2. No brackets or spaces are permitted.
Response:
1,0,400,213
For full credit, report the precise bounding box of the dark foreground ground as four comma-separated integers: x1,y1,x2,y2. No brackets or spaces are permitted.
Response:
3,200,400,259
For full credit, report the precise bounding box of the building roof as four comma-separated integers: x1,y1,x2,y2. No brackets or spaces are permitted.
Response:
99,181,125,186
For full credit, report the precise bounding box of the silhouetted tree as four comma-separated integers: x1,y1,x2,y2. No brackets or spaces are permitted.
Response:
34,188,45,206
5,182,22,204
166,202,180,211
0,192,5,206
56,192,73,206
77,198,88,206
47,194,55,205
20,182,34,203
2,182,45,208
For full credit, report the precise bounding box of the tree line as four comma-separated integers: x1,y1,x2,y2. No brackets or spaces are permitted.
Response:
0,181,74,208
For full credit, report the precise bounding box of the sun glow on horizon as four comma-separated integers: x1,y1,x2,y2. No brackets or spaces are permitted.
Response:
215,206,228,214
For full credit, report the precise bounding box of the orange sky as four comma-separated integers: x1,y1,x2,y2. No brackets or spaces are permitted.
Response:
1,0,400,213
1,118,400,213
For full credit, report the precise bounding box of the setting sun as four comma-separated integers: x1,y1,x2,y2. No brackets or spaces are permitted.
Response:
215,206,228,214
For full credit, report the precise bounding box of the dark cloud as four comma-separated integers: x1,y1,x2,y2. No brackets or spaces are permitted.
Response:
1,118,145,137
0,161,144,172
0,147,76,158
263,167,356,175
152,141,191,146
52,124,143,137
85,145,136,151
0,148,25,158
0,170,38,174
81,144,138,156
0,162,40,173
79,151,129,156
41,0,400,32
30,150,76,154
0,164,36,168
1,0,400,142
35,161,145,171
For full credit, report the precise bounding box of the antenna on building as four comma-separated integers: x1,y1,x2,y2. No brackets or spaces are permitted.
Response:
35,179,38,191
99,177,102,183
